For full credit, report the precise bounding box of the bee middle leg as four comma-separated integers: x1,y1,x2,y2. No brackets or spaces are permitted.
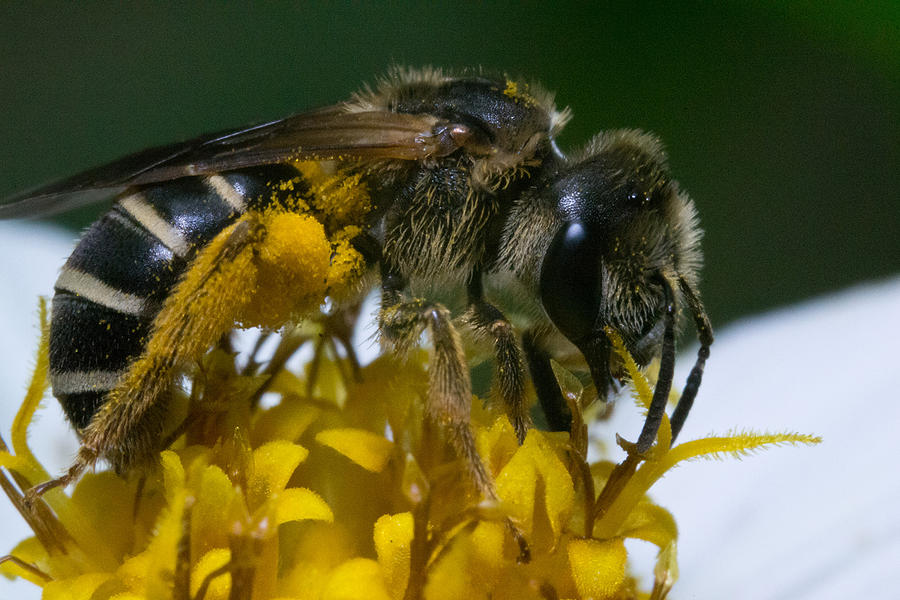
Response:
379,272,494,499
462,274,532,444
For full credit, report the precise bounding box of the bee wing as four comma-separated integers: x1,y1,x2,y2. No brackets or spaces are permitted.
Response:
0,107,463,219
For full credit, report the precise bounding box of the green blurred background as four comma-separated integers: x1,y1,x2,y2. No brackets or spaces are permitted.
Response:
1,3,897,327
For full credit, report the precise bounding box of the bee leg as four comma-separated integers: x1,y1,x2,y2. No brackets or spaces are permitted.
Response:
32,217,268,498
462,274,532,444
635,277,678,453
522,331,574,433
669,278,713,443
379,271,495,499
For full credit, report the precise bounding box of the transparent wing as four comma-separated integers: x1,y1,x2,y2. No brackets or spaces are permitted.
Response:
0,106,469,219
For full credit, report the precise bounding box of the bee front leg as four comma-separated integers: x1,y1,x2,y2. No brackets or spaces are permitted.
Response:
462,274,532,444
378,271,495,500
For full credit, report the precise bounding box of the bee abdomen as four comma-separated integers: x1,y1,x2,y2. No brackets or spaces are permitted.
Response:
49,293,153,429
48,167,297,430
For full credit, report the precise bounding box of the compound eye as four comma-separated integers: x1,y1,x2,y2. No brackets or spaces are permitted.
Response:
539,222,603,342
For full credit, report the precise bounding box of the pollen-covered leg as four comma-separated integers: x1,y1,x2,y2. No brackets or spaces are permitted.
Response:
462,300,532,444
77,216,267,477
379,289,495,499
30,216,267,499
37,207,351,492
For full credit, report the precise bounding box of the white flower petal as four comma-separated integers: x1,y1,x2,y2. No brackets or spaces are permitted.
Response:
600,277,900,599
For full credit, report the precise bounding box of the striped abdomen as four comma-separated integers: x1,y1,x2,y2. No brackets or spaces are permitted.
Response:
49,165,298,430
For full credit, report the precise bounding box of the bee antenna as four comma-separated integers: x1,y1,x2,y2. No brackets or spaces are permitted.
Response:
669,277,713,443
635,275,677,453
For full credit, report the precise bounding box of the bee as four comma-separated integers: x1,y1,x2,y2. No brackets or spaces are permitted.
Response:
1,68,712,499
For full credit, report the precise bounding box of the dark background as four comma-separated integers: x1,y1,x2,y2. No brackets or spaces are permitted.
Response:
1,3,897,328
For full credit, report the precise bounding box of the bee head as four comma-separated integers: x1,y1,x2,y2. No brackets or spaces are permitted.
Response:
537,130,703,390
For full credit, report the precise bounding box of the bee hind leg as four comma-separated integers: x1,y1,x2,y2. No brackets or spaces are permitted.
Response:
28,217,267,504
